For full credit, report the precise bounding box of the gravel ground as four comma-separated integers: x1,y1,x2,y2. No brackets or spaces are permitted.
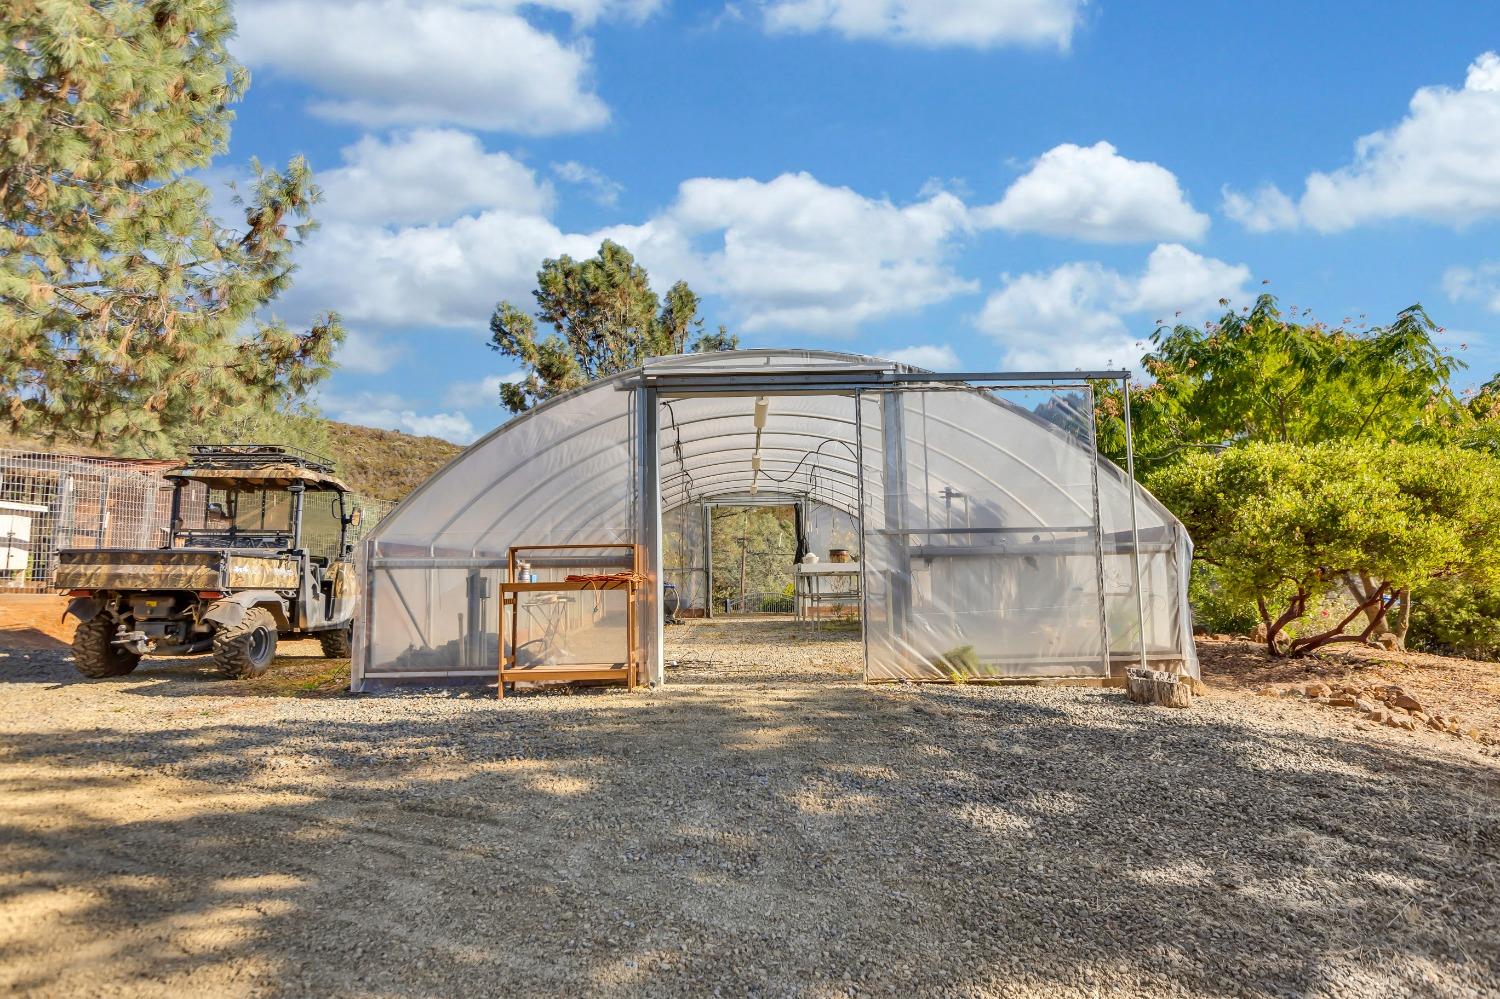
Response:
1,617,1498,998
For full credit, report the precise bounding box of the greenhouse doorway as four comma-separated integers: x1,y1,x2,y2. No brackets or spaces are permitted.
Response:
710,503,798,616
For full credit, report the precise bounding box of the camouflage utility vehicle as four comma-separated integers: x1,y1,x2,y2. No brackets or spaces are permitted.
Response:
57,445,362,679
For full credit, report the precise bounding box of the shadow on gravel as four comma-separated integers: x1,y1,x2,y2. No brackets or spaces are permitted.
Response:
0,626,68,652
3,674,1499,996
0,645,348,698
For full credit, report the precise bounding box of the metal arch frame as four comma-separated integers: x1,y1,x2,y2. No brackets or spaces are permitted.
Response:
359,354,1151,689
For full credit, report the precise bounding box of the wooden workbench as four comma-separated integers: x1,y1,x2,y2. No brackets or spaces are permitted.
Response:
497,544,642,697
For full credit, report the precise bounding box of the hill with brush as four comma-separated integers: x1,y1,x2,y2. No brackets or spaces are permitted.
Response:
320,421,464,503
0,421,465,506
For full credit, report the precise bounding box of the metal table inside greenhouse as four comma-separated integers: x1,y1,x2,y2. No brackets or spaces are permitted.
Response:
794,563,861,629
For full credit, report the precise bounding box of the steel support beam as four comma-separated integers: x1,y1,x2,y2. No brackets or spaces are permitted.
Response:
638,387,664,686
880,392,913,655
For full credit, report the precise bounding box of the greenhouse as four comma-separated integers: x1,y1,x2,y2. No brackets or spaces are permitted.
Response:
350,350,1198,692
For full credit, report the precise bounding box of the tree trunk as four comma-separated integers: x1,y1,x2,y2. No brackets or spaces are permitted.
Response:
1286,583,1391,657
1259,591,1306,658
1126,667,1193,708
1344,571,1386,631
1390,587,1411,648
738,526,748,613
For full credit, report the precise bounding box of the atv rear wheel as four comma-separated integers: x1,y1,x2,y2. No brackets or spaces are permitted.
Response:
318,624,353,658
71,616,141,678
213,607,278,679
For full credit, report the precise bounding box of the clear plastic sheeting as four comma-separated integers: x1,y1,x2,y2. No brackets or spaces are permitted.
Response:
512,587,632,668
663,502,707,613
806,503,860,559
366,566,503,678
857,387,1112,680
369,385,638,559
357,383,641,685
352,349,1198,691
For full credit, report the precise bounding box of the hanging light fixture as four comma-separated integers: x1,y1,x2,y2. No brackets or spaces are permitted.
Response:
750,397,769,497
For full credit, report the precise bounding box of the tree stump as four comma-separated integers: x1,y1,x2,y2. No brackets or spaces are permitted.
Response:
1126,667,1194,708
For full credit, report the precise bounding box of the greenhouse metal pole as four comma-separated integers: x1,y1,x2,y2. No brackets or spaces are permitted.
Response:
1086,386,1111,678
854,391,870,677
1122,376,1148,672
638,387,664,685
702,501,713,620
880,391,912,654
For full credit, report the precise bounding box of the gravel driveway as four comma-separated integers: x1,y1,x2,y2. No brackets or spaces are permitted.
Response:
1,619,1497,997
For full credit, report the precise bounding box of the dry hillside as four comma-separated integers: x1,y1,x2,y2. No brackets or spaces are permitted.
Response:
319,421,463,503
0,421,464,506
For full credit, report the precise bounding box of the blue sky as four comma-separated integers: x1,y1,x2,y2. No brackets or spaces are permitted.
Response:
220,1,1500,442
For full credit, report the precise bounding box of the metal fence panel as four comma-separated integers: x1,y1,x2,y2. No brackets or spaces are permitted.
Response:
0,449,389,593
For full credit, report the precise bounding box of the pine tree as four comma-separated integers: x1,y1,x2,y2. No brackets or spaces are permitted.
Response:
489,240,735,412
0,0,342,450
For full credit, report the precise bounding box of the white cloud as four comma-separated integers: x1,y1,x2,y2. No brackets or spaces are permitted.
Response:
321,391,479,443
1127,242,1251,315
320,130,553,225
976,244,1251,369
1220,184,1300,234
1223,52,1500,232
977,142,1209,243
448,372,524,408
1445,262,1500,313
338,331,403,374
233,1,641,133
763,0,1084,50
552,160,624,207
626,172,977,332
977,262,1133,369
294,209,599,328
289,131,979,336
883,344,962,370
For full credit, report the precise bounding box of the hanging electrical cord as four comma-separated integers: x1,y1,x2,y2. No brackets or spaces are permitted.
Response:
757,438,858,484
661,399,696,499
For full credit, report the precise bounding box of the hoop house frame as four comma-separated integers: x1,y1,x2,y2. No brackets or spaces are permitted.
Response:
351,351,1196,692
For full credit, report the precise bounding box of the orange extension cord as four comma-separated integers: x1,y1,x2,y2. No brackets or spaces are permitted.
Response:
563,572,647,585
564,571,647,612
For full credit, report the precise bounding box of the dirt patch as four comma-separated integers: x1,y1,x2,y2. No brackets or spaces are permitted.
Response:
1198,636,1500,743
0,595,74,650
0,620,1496,997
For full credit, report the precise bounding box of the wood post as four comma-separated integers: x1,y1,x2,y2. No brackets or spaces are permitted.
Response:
1125,667,1193,708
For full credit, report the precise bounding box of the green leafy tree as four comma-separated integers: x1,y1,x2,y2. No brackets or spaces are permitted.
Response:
710,506,797,612
1095,295,1471,648
1096,295,1461,465
1406,578,1500,660
1439,372,1500,456
488,240,736,413
0,0,342,452
1150,442,1500,657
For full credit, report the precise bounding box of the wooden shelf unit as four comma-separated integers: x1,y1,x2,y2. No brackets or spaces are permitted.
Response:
497,543,643,698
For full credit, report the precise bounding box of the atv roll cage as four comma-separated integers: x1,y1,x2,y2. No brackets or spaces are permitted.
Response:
182,443,337,475
164,444,360,557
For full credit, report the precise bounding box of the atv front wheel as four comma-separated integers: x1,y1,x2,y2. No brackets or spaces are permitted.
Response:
213,607,278,679
71,616,141,678
318,624,353,659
